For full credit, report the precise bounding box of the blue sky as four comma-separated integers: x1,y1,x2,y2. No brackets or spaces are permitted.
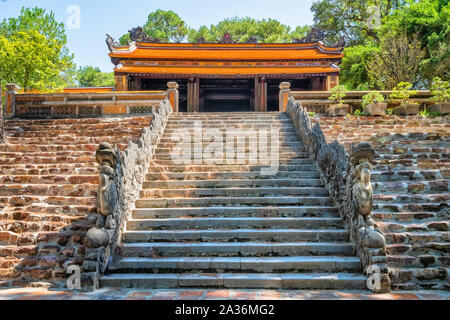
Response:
0,0,315,72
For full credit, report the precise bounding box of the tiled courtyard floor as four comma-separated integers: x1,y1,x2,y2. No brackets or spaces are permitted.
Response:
0,288,448,300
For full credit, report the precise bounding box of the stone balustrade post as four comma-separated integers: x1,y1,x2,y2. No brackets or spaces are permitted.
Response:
5,84,19,118
279,82,291,112
167,82,179,112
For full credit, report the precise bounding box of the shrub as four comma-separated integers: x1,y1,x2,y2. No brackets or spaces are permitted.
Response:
328,85,348,105
354,109,365,116
362,92,385,107
389,82,418,105
430,77,450,104
308,111,316,117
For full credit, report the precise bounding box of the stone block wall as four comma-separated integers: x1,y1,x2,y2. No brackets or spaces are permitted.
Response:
309,113,449,290
0,100,170,288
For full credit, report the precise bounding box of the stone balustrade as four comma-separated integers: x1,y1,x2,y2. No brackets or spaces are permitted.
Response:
286,97,391,293
289,88,433,114
81,98,173,290
4,82,180,118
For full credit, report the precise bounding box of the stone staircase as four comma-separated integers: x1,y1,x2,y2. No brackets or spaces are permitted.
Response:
0,117,152,286
101,113,366,290
318,116,450,291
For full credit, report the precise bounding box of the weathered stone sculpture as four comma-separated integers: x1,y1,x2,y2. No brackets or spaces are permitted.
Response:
350,143,386,249
96,142,118,217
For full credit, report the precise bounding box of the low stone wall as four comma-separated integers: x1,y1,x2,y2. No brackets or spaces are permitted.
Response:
80,99,173,290
4,82,180,118
287,97,391,293
290,90,433,115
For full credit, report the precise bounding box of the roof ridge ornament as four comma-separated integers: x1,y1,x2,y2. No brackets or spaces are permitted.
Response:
106,34,120,52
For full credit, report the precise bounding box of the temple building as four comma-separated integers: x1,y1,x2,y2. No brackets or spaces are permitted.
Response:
107,33,343,112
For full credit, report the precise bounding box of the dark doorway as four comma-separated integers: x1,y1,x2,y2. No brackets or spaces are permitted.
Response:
200,79,255,112
140,78,188,112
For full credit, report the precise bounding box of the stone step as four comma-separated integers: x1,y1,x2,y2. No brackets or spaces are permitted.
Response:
158,137,303,144
386,243,450,257
122,229,348,242
110,256,361,273
100,272,367,289
119,242,356,257
5,116,152,126
143,179,324,189
127,217,344,230
154,146,306,154
5,137,140,146
374,147,449,156
371,170,444,182
5,121,151,132
163,129,298,136
0,155,95,165
154,153,309,161
135,196,332,208
157,141,304,148
374,193,449,204
0,175,98,185
372,211,447,222
164,122,294,128
145,171,320,181
132,206,338,219
378,220,449,233
0,196,96,212
140,187,330,198
0,144,108,153
0,219,66,233
0,184,97,197
7,128,143,138
0,164,98,176
146,164,317,173
372,180,449,193
389,267,448,291
385,231,449,245
374,202,449,212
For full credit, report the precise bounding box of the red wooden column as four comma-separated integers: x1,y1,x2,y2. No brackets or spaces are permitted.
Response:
254,77,261,111
259,77,267,112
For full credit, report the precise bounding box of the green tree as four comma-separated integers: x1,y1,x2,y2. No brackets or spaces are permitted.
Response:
340,43,379,90
189,17,298,43
143,9,189,42
311,0,406,45
76,66,115,87
119,33,131,46
367,33,426,89
381,0,450,81
290,25,312,40
0,7,75,92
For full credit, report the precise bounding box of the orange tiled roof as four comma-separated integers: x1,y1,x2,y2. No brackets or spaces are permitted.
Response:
115,65,340,76
109,42,343,61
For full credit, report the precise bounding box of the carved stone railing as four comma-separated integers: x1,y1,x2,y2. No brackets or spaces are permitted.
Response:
81,98,173,290
286,97,390,293
4,84,179,118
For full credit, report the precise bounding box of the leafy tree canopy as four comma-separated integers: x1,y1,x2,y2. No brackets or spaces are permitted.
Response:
0,7,75,92
76,66,115,87
144,9,189,42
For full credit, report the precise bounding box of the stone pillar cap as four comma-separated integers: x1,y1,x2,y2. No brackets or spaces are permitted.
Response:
279,82,291,89
167,82,179,89
6,84,20,91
